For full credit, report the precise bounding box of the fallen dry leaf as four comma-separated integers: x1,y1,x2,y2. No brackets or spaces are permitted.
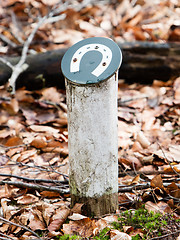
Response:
16,149,37,162
48,207,70,232
5,136,23,147
71,203,84,214
30,136,47,149
30,125,59,135
145,201,172,214
110,229,132,240
166,182,180,199
150,174,165,191
1,98,19,115
28,212,46,231
16,194,39,205
136,131,151,148
130,175,140,185
68,213,88,221
63,217,96,238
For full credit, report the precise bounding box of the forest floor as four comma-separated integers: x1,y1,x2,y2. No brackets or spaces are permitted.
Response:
0,0,180,239
0,77,180,239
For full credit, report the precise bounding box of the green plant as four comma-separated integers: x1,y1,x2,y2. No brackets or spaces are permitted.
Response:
94,227,110,240
57,234,82,240
132,235,141,240
111,205,167,239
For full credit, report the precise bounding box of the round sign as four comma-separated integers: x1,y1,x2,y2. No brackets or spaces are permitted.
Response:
61,37,122,85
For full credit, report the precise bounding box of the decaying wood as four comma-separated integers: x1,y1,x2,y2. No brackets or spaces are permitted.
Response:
0,41,179,90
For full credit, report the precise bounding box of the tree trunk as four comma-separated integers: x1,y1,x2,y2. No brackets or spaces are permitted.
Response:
65,74,119,217
0,41,179,90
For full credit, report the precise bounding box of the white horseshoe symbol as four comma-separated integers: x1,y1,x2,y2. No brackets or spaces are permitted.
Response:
70,43,112,77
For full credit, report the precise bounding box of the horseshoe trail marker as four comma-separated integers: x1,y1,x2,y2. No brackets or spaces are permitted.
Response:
61,37,122,216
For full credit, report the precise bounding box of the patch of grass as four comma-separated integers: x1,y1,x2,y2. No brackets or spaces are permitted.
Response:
111,205,167,239
57,234,82,240
94,227,110,240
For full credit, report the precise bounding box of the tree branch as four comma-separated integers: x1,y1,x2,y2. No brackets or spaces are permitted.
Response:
0,216,42,239
0,57,14,69
0,173,68,185
0,0,74,94
150,229,180,240
0,180,69,194
118,182,180,192
0,232,14,240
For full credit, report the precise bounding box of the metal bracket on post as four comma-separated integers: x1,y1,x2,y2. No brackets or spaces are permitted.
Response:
61,37,122,216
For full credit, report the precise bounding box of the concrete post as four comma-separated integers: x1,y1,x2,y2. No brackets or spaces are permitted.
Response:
61,37,122,216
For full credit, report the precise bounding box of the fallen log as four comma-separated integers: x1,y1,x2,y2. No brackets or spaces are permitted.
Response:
0,41,179,90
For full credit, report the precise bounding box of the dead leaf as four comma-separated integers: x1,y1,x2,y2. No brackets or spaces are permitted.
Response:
5,136,23,147
21,108,37,125
63,218,96,238
30,125,60,137
166,182,180,198
145,201,172,214
0,155,9,166
40,87,62,103
40,201,57,226
28,212,46,231
40,191,60,198
1,98,19,115
41,0,60,6
169,145,180,162
68,213,88,221
94,219,108,235
16,149,37,162
136,131,151,148
16,194,39,204
123,226,134,233
48,219,66,232
71,203,84,214
131,141,143,152
48,207,70,232
150,175,164,191
30,136,47,148
157,201,172,214
0,129,16,138
110,229,131,240
131,175,140,185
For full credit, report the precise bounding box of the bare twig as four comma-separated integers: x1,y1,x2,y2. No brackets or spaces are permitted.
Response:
0,237,12,240
0,57,14,69
119,183,150,192
0,0,72,94
0,232,14,240
0,216,42,239
0,180,69,194
118,96,147,106
118,170,178,177
10,11,24,45
0,173,68,185
118,182,180,193
40,100,67,112
150,229,180,239
0,33,17,48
